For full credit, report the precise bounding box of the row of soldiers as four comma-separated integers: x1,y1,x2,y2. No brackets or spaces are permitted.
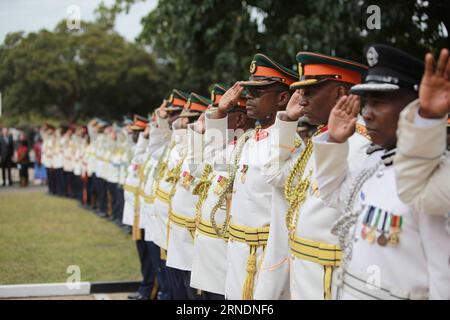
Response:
41,43,450,300
40,119,136,233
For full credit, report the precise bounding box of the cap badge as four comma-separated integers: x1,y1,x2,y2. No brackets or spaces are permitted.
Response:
298,63,303,77
367,47,379,67
249,61,257,74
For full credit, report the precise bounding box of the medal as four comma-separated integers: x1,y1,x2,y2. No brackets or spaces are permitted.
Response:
366,229,376,243
214,175,227,195
388,230,400,245
361,226,368,240
240,164,248,184
181,171,194,189
360,205,372,240
388,215,402,246
377,233,388,246
377,211,389,247
367,208,381,244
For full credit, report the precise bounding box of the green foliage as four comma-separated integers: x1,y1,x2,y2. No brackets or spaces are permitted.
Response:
118,0,449,94
1,0,448,123
0,17,164,123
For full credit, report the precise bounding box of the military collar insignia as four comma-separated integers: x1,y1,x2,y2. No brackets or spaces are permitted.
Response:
366,47,379,67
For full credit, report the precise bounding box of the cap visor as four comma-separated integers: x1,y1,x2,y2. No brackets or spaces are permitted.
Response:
165,106,183,112
240,80,278,87
290,78,331,90
129,125,145,131
350,83,400,94
179,111,202,118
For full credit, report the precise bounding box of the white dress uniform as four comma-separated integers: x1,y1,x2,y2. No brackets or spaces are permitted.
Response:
53,132,63,170
94,133,107,181
107,137,123,186
166,120,216,272
85,126,98,179
63,135,75,173
72,136,84,178
394,99,450,216
119,136,133,190
139,116,172,243
206,114,286,300
103,136,114,183
312,132,450,300
122,133,148,226
42,132,54,170
255,113,370,300
152,129,187,250
190,116,241,295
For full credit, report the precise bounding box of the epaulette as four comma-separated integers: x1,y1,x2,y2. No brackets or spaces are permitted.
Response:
366,144,383,155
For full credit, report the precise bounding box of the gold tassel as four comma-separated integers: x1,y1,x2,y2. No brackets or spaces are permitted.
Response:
323,266,333,300
132,192,141,241
132,214,141,241
242,246,257,300
151,277,159,300
160,248,167,261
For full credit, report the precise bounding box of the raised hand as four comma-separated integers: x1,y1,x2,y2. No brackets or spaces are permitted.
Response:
217,82,244,117
193,112,206,134
158,99,168,119
419,48,450,119
143,123,150,139
327,95,360,143
285,90,305,121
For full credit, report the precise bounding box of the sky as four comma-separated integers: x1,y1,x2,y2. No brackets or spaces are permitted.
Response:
0,0,158,43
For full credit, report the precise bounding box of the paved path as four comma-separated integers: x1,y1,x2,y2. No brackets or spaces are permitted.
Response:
3,293,131,300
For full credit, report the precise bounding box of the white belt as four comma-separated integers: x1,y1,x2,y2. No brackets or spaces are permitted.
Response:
332,269,428,300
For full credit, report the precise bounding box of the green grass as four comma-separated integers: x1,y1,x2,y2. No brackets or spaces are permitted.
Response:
0,189,141,285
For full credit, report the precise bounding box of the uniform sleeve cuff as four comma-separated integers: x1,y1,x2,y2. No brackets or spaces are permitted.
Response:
205,114,228,146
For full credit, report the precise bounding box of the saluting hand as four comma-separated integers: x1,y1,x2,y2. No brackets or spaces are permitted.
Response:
193,112,206,134
143,124,150,139
419,48,450,118
328,95,360,143
216,82,243,118
285,90,305,121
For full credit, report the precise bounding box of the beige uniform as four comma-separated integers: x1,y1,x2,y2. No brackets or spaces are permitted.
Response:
394,99,450,216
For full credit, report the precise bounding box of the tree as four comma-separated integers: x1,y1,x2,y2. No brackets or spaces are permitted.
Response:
0,14,164,122
113,0,449,94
